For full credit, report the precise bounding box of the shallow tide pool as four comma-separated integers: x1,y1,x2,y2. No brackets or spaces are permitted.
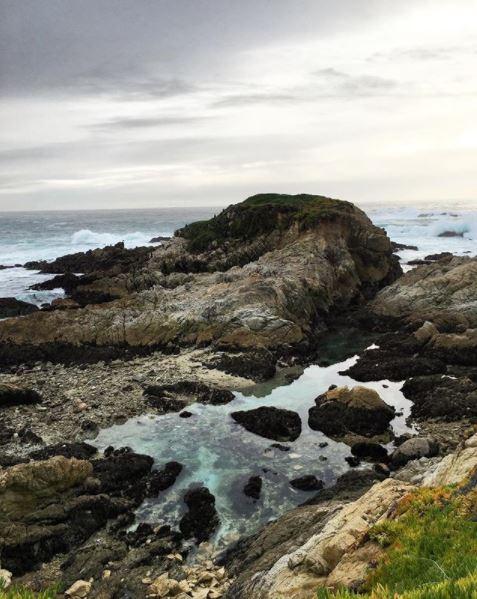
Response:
94,350,414,548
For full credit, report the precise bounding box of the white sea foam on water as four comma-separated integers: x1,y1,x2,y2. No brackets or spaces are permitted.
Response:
70,229,154,247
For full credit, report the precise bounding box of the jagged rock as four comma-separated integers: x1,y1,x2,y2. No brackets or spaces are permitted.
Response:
391,241,418,251
148,461,183,495
0,297,38,319
29,441,97,461
390,437,439,469
243,476,262,500
0,383,41,408
290,475,324,492
179,486,219,542
308,386,394,439
65,579,92,598
231,406,301,442
92,450,154,498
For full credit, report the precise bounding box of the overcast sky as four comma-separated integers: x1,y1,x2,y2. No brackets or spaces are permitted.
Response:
1,0,476,210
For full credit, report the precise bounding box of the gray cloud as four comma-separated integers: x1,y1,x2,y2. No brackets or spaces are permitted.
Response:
213,92,298,108
90,115,209,131
313,68,397,95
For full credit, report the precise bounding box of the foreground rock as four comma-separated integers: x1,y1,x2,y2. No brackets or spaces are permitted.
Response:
390,437,439,469
231,406,302,442
0,383,41,408
0,194,400,368
308,386,395,440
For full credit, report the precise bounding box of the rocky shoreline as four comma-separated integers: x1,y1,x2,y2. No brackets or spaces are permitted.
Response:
0,194,476,598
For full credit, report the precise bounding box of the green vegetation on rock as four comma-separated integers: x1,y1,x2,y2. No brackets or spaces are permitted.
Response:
0,584,56,599
317,483,477,599
177,193,358,252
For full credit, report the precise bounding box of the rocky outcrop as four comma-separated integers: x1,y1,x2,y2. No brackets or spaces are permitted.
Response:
370,256,477,327
0,194,400,367
308,386,395,440
231,406,302,442
290,475,324,492
390,437,439,469
0,298,38,319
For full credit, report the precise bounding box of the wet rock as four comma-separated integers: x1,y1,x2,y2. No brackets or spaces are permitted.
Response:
179,410,193,418
231,406,302,442
179,486,219,542
30,272,82,293
0,297,38,318
205,348,276,382
438,230,463,237
391,242,418,251
407,259,431,266
390,437,439,470
0,383,42,408
93,450,154,500
308,386,394,439
351,441,389,463
290,475,324,492
270,443,290,452
243,476,262,500
345,456,361,467
29,441,97,461
374,463,391,479
148,461,183,495
144,394,186,414
424,251,453,262
144,380,234,410
402,375,477,420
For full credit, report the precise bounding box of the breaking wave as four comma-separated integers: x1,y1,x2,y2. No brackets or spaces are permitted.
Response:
70,229,153,247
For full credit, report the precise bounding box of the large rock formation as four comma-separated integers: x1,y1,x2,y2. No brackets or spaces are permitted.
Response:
0,194,400,367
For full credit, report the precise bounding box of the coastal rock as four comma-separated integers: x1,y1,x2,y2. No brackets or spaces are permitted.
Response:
290,475,324,492
370,257,477,327
308,386,395,439
92,450,154,498
0,298,39,319
0,456,92,520
351,441,389,463
390,437,439,469
0,195,400,366
402,375,477,420
0,383,41,408
29,441,97,461
231,406,302,442
243,476,262,500
179,486,220,542
148,461,183,495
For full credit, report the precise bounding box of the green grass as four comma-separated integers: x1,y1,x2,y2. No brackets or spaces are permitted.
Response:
316,485,477,599
0,581,57,599
176,193,358,252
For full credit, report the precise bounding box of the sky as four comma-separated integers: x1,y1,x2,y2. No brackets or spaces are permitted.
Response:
0,0,477,211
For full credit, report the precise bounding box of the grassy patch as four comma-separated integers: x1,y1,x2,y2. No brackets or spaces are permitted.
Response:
177,193,357,252
316,485,477,599
0,586,56,599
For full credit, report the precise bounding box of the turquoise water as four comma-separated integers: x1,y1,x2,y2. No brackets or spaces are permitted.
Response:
94,351,413,547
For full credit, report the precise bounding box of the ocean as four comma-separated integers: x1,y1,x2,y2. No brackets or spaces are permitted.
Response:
0,203,475,305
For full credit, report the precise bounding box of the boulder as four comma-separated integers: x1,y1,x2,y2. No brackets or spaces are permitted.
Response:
390,437,439,469
179,486,219,542
308,386,395,439
0,297,38,319
351,441,389,463
290,475,324,492
0,383,41,408
148,461,183,495
243,475,262,500
231,406,302,442
92,450,154,497
29,442,97,461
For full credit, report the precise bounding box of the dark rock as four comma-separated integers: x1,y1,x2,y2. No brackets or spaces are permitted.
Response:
0,383,42,408
438,230,463,237
144,380,234,410
407,259,432,266
390,437,439,469
243,476,262,500
308,386,394,438
402,375,477,420
93,450,154,501
345,456,361,467
179,410,193,418
179,486,219,542
30,442,97,461
145,395,187,413
424,252,453,262
391,242,418,251
205,348,276,382
290,475,324,491
351,441,389,463
148,461,183,495
270,443,290,452
30,273,81,293
231,406,301,442
17,427,43,445
374,463,391,479
0,298,38,319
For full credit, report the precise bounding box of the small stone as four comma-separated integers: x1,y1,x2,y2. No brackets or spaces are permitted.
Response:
0,569,12,589
65,580,92,598
102,570,111,579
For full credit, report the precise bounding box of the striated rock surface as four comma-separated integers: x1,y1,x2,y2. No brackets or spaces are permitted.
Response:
0,194,399,367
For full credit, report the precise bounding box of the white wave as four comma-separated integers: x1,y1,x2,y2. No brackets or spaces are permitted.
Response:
432,215,476,238
70,229,152,248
